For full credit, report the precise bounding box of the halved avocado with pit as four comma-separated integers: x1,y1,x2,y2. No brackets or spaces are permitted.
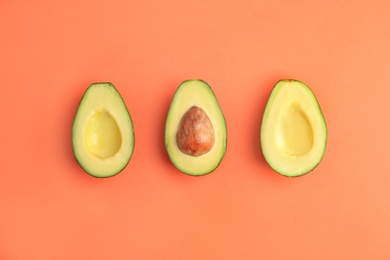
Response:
260,79,327,177
165,80,227,176
72,82,135,178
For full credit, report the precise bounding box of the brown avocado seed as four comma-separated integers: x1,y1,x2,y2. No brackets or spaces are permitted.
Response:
176,106,215,156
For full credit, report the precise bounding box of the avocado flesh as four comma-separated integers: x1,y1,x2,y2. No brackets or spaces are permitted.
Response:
72,82,135,178
261,80,327,177
165,80,227,176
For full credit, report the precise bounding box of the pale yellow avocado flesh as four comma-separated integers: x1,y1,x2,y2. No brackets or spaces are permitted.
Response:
84,109,122,159
72,83,135,177
165,80,227,176
261,80,327,177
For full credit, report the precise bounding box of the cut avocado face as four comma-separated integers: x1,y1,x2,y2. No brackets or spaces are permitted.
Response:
261,79,327,177
72,82,135,178
165,80,227,176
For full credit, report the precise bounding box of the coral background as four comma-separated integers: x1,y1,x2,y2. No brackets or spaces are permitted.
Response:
1,0,390,259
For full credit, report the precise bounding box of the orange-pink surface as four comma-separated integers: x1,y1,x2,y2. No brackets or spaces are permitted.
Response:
1,0,390,259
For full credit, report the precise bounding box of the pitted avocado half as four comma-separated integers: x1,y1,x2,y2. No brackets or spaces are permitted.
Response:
72,82,135,178
261,80,327,177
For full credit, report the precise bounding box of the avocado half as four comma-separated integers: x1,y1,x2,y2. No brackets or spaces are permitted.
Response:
260,79,327,177
72,82,135,178
165,80,227,176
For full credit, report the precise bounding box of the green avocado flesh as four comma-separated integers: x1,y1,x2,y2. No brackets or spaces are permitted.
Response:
261,80,327,177
165,80,227,176
72,82,135,178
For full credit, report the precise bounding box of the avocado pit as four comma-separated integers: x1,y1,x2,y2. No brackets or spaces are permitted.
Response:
176,106,215,156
